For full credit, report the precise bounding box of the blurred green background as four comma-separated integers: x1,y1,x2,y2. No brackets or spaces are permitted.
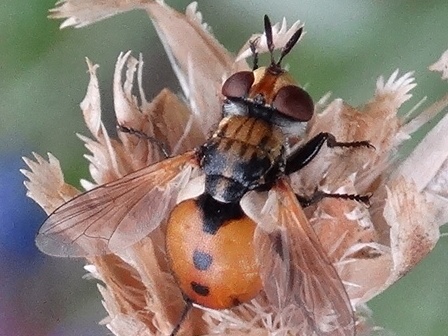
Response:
1,0,447,335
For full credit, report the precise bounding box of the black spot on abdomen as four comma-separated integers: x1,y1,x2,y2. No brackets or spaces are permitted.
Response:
191,282,210,296
193,250,213,271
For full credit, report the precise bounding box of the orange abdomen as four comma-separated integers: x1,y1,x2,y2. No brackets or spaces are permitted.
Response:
166,195,262,309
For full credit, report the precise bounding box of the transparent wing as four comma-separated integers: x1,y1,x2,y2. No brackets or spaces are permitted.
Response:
36,151,197,257
252,179,355,335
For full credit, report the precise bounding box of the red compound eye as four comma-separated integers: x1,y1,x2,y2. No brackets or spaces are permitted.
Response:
221,71,255,98
272,85,314,121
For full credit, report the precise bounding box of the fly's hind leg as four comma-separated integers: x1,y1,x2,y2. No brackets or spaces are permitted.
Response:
117,124,170,158
296,189,371,208
170,299,193,336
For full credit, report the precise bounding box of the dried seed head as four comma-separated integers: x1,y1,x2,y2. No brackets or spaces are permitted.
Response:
22,1,448,335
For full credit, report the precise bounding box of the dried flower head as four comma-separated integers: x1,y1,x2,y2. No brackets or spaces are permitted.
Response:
23,1,448,335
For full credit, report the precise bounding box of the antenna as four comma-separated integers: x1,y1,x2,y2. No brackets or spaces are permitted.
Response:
277,26,303,66
264,15,275,66
263,15,304,70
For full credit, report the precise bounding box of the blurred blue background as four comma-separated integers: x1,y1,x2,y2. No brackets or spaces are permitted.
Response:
1,0,447,335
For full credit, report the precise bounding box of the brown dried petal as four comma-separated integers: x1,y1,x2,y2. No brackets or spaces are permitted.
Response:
145,2,245,133
429,49,448,81
112,52,202,167
21,153,80,213
49,0,150,28
384,177,440,281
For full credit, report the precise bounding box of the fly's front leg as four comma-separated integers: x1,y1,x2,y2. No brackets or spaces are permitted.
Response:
285,132,373,175
249,39,259,70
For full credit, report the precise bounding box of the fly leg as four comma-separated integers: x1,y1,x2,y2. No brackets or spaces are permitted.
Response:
117,124,170,158
285,132,373,175
296,189,371,208
170,299,193,336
